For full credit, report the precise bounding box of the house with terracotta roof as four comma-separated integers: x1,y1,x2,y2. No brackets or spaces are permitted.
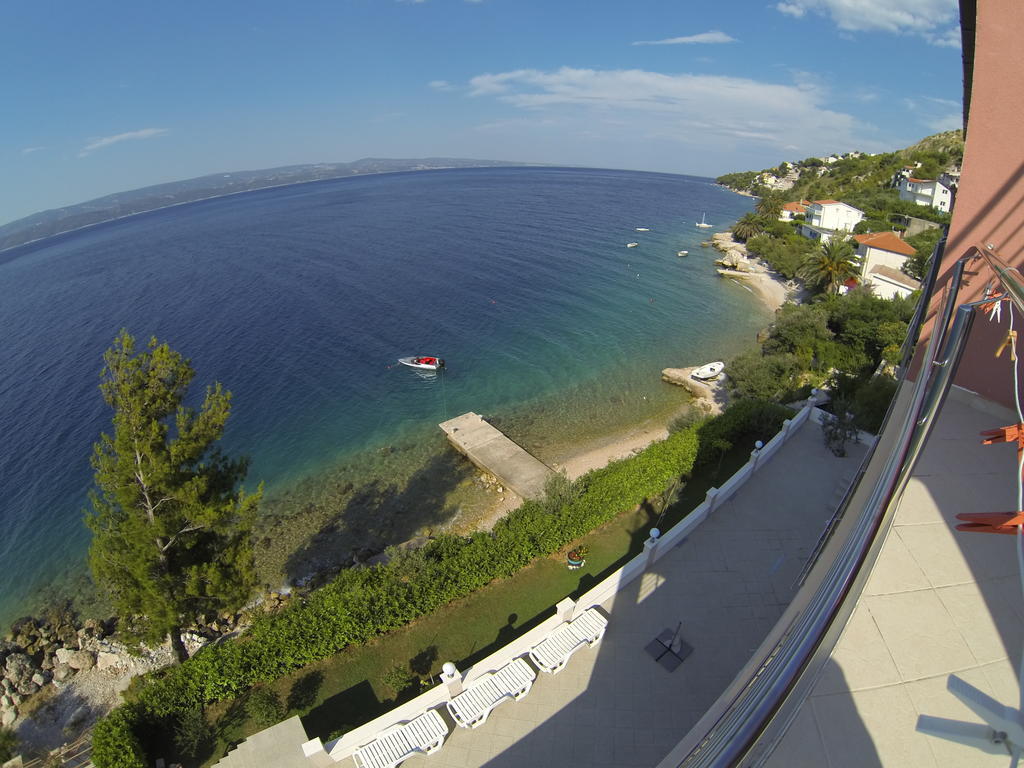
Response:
779,200,809,222
898,176,954,212
852,230,921,299
796,200,865,243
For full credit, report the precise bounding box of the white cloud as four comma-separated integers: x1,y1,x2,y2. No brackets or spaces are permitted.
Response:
466,67,877,156
79,128,168,158
774,0,959,44
633,31,736,46
904,94,962,133
928,113,963,132
925,26,962,47
429,80,456,91
776,3,806,18
21,146,44,155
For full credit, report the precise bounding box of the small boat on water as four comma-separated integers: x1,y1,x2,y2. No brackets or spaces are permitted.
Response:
626,242,639,248
635,227,650,232
398,356,445,370
677,250,689,257
692,361,725,381
696,212,712,229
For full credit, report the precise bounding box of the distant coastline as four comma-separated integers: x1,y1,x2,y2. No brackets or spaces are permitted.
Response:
0,159,541,254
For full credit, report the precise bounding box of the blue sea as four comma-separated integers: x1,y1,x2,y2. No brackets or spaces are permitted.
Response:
0,166,763,626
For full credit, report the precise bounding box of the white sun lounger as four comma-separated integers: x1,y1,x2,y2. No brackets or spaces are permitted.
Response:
352,708,449,768
529,607,608,674
446,657,535,729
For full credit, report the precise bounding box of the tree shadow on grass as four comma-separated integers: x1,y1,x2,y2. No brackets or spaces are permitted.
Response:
284,451,474,584
287,670,325,714
301,679,381,743
409,645,439,678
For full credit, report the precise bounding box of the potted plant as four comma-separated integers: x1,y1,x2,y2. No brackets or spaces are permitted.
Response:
566,545,589,569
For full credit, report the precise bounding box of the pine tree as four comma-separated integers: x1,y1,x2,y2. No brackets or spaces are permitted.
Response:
86,330,261,662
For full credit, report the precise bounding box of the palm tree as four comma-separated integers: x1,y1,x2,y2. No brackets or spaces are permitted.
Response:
731,212,763,242
755,190,785,219
799,237,859,294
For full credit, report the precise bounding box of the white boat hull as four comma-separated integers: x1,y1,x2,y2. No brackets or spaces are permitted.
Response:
692,361,725,381
398,356,445,370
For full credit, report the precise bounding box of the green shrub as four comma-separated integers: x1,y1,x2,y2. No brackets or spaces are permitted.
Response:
726,351,803,401
695,400,794,467
173,705,212,760
668,406,707,434
91,705,147,768
382,664,417,697
852,376,899,433
0,727,18,763
246,686,284,728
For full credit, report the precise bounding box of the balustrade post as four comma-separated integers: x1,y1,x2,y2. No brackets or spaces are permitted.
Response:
440,661,463,697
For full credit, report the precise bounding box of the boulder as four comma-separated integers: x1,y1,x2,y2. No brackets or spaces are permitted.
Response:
4,652,35,684
66,650,95,671
55,647,74,666
95,651,123,672
52,663,75,683
15,679,39,696
1,707,15,727
31,671,49,687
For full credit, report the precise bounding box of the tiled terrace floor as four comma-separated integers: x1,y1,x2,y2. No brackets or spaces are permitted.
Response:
768,388,1024,768
338,418,867,768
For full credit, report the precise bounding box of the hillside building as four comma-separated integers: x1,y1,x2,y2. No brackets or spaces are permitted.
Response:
796,200,865,242
898,176,954,212
852,231,921,299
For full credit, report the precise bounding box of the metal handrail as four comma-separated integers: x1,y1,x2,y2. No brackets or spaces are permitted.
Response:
674,247,984,768
899,228,948,370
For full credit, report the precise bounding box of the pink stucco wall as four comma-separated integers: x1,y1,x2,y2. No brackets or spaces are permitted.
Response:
917,0,1024,406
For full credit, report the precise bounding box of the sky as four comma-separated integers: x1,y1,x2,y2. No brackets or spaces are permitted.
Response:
0,0,964,226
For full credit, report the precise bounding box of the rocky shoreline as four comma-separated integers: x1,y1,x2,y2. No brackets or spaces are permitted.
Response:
707,231,794,312
0,598,281,757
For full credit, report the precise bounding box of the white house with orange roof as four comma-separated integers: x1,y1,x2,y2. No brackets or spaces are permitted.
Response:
898,176,954,212
779,200,809,221
852,230,921,299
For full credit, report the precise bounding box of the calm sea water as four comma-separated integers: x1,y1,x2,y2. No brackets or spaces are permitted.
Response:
0,166,762,625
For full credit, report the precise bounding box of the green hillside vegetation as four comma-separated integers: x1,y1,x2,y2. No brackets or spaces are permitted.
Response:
712,134,960,435
718,131,961,283
717,130,962,199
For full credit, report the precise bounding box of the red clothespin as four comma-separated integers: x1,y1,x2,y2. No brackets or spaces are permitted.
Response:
996,329,1018,361
981,423,1024,451
980,423,1024,483
955,511,1024,535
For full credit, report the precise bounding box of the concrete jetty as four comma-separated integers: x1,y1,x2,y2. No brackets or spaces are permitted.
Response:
439,412,554,501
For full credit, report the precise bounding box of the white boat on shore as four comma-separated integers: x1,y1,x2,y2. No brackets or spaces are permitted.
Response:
691,361,724,381
398,356,445,370
626,242,639,248
696,212,712,229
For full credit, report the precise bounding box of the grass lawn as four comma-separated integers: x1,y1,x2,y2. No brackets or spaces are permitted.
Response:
196,447,751,766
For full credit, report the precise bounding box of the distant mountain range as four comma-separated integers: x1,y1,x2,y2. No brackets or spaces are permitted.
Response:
0,158,531,251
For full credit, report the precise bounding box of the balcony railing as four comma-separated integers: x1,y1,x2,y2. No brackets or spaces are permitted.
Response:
663,238,1016,767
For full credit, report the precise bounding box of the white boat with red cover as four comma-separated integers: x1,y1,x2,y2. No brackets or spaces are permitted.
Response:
398,356,445,370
